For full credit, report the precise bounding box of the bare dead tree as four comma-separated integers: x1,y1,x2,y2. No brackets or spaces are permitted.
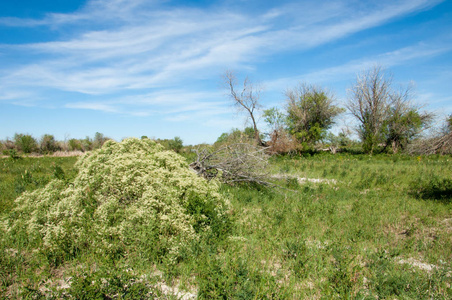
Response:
189,143,271,185
223,71,265,146
347,65,433,154
346,66,392,154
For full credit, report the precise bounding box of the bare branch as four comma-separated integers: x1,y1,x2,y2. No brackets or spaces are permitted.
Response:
223,71,265,146
190,143,271,185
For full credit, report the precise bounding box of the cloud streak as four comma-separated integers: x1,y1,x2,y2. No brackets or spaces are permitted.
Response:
0,0,448,129
264,42,452,94
2,0,443,91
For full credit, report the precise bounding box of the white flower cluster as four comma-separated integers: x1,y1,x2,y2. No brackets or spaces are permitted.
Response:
5,138,230,261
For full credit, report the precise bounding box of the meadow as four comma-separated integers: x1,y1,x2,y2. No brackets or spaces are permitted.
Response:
0,151,451,299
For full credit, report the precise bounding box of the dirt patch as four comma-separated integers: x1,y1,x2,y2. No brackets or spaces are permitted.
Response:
398,257,437,272
272,174,337,184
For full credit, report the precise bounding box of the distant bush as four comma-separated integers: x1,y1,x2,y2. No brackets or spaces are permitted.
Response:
14,133,38,153
3,138,16,151
215,127,260,146
8,149,21,159
0,141,5,155
68,138,83,151
4,138,230,264
156,136,184,153
40,134,60,154
93,132,109,149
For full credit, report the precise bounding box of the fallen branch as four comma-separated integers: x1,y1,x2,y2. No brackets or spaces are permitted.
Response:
408,132,452,155
190,143,271,185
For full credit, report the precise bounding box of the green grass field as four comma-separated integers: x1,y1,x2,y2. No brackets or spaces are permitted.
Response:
1,153,451,299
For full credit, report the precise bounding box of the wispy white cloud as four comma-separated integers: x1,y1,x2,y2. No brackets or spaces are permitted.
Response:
0,0,448,137
265,42,452,93
64,89,230,124
0,90,34,101
66,102,120,113
1,0,443,98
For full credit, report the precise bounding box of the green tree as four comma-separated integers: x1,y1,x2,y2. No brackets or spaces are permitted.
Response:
168,136,183,153
215,127,259,145
40,134,60,153
68,138,83,151
263,107,286,133
14,133,38,153
93,132,109,149
443,114,452,134
81,136,93,151
286,83,343,147
347,66,432,154
384,89,433,153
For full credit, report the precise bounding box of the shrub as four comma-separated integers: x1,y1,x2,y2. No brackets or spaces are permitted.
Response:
14,133,38,153
3,138,16,152
8,149,21,160
81,136,93,151
40,134,60,153
4,138,230,264
93,132,109,149
157,137,184,153
68,138,83,151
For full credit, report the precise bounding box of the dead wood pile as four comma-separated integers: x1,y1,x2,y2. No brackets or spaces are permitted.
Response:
190,143,271,185
408,132,452,155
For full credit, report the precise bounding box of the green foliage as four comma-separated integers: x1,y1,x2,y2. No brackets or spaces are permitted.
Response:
39,134,60,153
81,136,94,151
348,66,433,154
0,156,77,216
68,138,83,151
324,131,354,149
263,107,286,132
65,133,110,152
443,114,452,134
410,174,452,202
156,136,184,153
286,83,344,145
384,104,432,153
168,136,183,153
66,268,160,299
14,133,38,153
8,149,21,160
215,127,260,145
4,138,230,265
196,253,283,299
93,132,109,149
1,152,451,298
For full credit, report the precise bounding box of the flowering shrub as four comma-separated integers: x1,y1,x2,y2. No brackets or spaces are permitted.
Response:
5,138,230,263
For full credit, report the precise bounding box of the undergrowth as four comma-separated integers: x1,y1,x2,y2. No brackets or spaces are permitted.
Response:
0,150,451,298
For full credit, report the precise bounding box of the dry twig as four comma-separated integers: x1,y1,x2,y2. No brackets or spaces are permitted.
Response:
408,132,452,155
190,143,271,185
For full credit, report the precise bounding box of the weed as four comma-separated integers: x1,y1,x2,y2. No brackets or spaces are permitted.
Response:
1,152,451,298
410,175,452,202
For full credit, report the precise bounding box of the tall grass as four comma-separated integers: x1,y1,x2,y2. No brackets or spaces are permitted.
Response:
0,156,78,213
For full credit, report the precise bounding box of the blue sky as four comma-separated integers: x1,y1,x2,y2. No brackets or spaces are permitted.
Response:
1,0,451,145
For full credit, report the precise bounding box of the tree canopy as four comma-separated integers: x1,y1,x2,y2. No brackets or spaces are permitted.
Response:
286,83,344,147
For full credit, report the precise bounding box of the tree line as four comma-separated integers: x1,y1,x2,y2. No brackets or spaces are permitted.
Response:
2,65,451,157
222,66,451,155
0,132,187,157
0,132,110,156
